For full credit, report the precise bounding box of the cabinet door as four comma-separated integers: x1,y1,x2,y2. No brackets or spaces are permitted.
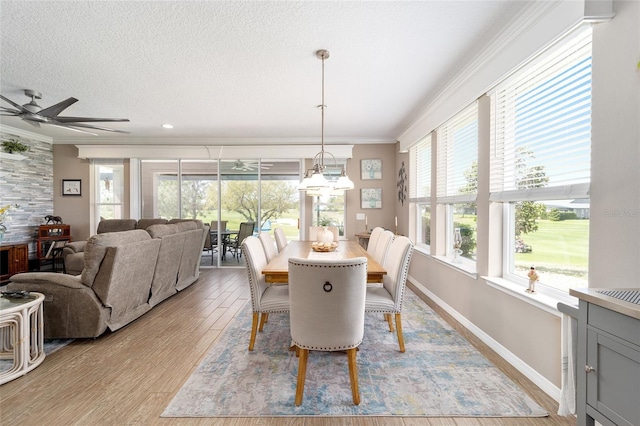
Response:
586,329,640,426
10,244,29,274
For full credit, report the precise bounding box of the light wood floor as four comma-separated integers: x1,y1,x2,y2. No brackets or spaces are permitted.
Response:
0,267,576,425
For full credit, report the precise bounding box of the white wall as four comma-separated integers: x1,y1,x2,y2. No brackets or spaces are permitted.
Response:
589,0,640,287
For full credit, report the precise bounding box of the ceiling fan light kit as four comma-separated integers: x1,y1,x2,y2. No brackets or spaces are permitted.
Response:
298,49,354,195
0,89,130,135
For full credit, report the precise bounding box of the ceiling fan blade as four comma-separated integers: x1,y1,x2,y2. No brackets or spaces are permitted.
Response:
0,94,29,113
37,97,78,118
54,116,129,123
49,123,98,136
61,122,130,134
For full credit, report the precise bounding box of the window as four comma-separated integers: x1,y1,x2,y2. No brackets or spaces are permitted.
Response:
410,135,432,247
93,160,125,225
490,27,591,294
436,102,479,266
310,161,347,237
140,160,179,219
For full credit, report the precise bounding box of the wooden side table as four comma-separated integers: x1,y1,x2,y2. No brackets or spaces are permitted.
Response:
355,232,371,250
0,292,46,385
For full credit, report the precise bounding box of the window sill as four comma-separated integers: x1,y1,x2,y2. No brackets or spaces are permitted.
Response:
481,276,578,317
432,255,477,278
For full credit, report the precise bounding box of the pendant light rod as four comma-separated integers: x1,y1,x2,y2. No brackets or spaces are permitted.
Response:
317,49,329,169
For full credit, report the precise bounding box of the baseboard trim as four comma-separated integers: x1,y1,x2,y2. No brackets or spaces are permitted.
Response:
407,274,561,403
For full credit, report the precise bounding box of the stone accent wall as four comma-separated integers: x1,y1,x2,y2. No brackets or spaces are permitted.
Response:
0,131,53,257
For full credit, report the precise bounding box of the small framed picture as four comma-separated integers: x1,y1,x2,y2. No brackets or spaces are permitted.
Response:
361,159,382,180
62,179,82,196
361,188,382,209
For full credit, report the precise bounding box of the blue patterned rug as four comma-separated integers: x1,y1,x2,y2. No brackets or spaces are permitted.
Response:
0,339,73,374
162,290,548,417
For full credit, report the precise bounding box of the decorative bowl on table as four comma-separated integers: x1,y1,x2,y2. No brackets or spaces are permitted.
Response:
311,242,339,252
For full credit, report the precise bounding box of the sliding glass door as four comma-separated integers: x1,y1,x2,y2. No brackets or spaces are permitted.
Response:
140,158,301,267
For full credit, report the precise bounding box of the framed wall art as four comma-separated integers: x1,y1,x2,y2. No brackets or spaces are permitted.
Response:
62,179,82,196
361,159,382,180
361,188,382,209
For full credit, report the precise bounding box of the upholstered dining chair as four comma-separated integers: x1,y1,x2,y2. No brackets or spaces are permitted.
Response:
372,229,394,265
288,257,368,406
241,236,289,351
274,227,288,252
366,226,384,256
258,231,278,263
364,236,413,352
308,226,339,242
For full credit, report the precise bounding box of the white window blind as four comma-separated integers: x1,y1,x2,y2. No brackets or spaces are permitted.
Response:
436,102,478,204
409,134,431,202
490,27,592,202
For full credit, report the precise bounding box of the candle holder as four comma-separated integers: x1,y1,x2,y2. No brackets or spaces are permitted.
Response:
453,228,462,263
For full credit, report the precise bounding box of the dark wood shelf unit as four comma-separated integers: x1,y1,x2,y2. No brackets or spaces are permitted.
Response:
0,242,29,283
36,225,71,269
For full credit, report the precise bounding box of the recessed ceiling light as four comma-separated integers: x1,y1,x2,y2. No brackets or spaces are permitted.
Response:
162,124,174,129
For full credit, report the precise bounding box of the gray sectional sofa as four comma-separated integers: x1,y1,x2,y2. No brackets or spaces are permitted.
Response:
62,218,170,275
7,220,208,339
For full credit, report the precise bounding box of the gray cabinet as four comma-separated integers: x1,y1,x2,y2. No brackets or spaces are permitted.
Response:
571,289,640,426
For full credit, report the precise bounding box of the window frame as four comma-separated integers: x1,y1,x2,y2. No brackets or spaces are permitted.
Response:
490,26,592,295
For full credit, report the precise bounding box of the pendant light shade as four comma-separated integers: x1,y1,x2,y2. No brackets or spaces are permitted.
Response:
334,167,355,190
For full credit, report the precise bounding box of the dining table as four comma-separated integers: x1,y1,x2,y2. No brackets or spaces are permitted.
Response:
262,240,386,283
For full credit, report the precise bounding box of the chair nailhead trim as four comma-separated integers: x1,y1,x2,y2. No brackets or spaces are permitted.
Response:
293,339,363,351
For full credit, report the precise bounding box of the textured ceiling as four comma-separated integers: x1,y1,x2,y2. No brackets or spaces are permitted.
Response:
0,1,530,144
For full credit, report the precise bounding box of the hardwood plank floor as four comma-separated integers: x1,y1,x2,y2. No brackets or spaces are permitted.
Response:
0,267,576,425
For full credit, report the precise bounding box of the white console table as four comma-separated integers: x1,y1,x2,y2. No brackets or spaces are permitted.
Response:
0,292,45,385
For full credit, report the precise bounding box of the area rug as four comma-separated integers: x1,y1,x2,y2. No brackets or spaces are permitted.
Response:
0,339,73,373
162,290,548,417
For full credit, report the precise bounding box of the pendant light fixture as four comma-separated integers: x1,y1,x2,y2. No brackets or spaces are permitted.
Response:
299,49,354,193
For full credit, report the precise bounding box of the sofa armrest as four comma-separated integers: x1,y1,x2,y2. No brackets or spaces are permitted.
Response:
63,240,87,255
9,271,86,288
7,272,110,339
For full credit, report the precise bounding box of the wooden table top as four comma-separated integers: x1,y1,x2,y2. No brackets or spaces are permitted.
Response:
262,240,386,283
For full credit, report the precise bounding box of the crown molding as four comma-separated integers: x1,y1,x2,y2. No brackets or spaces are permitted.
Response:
0,124,53,144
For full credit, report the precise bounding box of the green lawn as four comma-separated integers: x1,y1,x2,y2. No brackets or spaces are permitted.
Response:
455,215,589,276
199,210,301,240
515,219,589,272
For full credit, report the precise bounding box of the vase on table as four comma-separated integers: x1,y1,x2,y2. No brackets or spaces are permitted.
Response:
317,227,334,245
0,224,5,243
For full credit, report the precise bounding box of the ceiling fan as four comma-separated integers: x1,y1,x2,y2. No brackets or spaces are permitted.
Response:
0,89,129,135
230,160,272,171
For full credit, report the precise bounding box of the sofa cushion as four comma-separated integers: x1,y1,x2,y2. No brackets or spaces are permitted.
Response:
146,223,180,238
146,223,185,306
81,230,152,287
97,219,137,234
136,218,169,230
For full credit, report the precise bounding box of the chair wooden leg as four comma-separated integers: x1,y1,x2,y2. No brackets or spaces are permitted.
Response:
295,348,309,406
347,348,360,405
249,313,259,351
395,313,405,353
259,313,268,332
386,313,394,332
